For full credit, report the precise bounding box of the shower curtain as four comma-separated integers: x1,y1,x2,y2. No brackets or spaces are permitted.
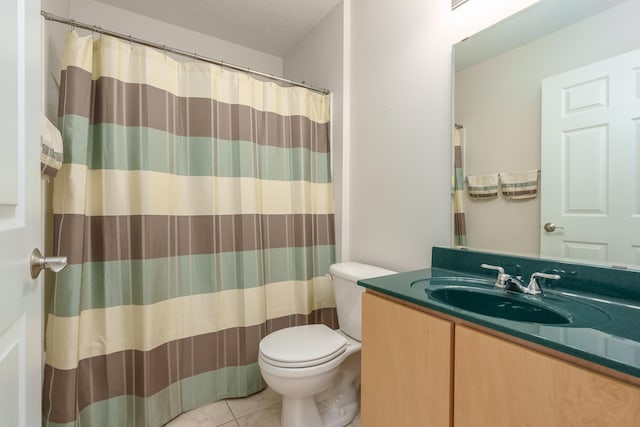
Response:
43,31,337,427
453,127,467,246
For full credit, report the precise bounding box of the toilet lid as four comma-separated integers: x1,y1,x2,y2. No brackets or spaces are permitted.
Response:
259,324,347,368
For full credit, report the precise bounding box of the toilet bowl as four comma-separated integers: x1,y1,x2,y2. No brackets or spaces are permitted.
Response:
258,262,396,427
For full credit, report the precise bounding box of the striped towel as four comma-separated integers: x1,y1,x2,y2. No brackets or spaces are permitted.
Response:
466,174,499,198
499,170,539,199
40,115,63,177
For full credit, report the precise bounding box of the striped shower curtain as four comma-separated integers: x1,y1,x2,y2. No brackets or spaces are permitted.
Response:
453,127,467,246
43,31,337,427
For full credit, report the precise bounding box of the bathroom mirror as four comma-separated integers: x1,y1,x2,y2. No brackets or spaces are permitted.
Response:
453,0,640,267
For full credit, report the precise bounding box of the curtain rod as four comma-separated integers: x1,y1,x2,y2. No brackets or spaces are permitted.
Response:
41,10,330,95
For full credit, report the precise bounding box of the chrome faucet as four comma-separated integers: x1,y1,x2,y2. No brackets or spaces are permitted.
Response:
480,264,511,289
481,264,560,295
527,272,561,294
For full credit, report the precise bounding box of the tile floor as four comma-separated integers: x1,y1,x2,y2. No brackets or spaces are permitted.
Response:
164,387,361,427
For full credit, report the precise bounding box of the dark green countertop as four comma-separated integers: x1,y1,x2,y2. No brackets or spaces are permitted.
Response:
358,247,640,382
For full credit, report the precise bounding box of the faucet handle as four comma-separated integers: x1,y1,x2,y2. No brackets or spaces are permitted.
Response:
527,272,561,294
481,263,504,274
480,264,510,289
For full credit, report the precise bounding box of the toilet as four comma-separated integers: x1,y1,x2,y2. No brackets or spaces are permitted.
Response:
258,262,396,427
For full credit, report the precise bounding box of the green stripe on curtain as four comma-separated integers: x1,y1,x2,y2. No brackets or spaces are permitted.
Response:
45,30,335,426
49,245,336,317
58,115,332,182
44,364,264,427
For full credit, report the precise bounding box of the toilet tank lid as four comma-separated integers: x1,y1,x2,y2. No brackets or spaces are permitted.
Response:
329,262,396,282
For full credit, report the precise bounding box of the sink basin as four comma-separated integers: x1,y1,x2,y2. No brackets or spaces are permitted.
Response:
412,276,494,287
426,285,611,328
429,287,569,324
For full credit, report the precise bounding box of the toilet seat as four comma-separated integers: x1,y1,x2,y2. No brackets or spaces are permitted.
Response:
259,324,347,368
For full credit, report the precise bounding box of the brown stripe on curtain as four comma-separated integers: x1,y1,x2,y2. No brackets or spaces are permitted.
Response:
454,143,463,168
59,66,330,152
454,212,467,237
42,308,338,424
54,213,335,264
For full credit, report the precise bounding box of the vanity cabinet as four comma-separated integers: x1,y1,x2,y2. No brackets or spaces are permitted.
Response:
362,291,640,427
454,325,640,426
361,292,453,427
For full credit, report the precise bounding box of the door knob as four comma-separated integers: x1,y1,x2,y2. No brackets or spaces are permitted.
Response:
30,248,68,279
543,222,565,233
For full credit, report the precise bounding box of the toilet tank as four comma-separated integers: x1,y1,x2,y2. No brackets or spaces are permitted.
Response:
329,262,396,341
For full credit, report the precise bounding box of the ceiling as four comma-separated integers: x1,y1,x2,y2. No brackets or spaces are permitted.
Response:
96,0,342,57
454,0,630,71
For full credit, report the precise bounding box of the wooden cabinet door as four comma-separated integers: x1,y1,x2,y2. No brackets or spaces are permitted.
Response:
455,325,640,426
361,292,453,427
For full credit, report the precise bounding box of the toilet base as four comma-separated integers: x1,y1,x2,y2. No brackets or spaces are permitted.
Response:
282,395,325,427
316,398,358,427
281,393,359,427
314,352,360,427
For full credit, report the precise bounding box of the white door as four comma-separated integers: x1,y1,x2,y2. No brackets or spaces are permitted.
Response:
0,0,43,426
541,49,640,266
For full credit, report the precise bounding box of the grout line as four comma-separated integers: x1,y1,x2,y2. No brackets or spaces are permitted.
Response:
223,399,238,423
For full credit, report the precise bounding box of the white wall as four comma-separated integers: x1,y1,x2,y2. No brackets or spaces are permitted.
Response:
67,0,282,75
455,0,640,256
346,0,539,272
283,2,346,261
348,0,448,272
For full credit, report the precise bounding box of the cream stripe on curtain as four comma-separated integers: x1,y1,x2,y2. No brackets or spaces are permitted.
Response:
43,31,337,427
